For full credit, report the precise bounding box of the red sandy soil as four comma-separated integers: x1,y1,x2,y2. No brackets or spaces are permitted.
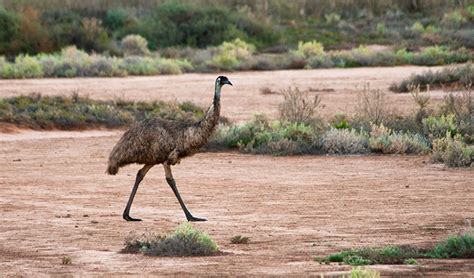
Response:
0,67,473,276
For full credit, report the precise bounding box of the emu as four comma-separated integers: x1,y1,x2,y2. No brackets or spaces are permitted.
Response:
107,76,232,221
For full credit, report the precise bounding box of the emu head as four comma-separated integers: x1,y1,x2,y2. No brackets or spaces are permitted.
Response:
216,76,233,87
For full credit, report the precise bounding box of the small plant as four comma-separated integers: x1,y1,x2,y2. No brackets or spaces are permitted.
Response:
404,258,418,265
230,235,250,244
61,256,72,265
123,223,219,257
349,267,380,278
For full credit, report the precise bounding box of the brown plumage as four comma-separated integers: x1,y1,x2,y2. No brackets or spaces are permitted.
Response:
107,76,232,221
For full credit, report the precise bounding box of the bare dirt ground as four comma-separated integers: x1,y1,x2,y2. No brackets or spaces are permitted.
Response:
1,67,473,276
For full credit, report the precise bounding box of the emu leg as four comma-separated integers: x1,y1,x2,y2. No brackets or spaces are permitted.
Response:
123,164,153,221
163,163,206,222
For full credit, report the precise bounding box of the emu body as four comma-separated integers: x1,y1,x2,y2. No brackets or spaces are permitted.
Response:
107,76,232,221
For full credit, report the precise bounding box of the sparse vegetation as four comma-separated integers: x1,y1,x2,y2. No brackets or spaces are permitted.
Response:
230,235,250,244
316,233,474,266
122,223,219,256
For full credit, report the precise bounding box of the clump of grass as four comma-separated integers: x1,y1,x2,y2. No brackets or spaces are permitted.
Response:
122,223,219,257
390,63,473,93
0,93,204,130
316,233,474,266
230,235,250,244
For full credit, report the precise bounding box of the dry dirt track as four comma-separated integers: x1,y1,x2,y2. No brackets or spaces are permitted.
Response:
1,67,473,276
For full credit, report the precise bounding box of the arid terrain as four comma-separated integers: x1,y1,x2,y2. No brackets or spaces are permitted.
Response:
1,67,473,276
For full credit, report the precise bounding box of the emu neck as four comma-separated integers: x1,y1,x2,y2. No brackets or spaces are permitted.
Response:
181,84,221,151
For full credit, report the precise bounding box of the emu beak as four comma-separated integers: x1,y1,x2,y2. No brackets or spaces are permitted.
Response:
227,80,233,86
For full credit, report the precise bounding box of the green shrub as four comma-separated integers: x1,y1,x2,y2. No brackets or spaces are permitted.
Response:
121,34,150,56
321,246,422,266
432,133,473,167
426,233,474,258
422,114,457,139
369,124,430,154
324,12,341,24
322,128,369,154
292,41,325,59
123,223,219,256
210,38,255,71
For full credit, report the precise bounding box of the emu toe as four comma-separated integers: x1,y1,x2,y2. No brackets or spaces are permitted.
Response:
186,215,207,222
123,214,142,221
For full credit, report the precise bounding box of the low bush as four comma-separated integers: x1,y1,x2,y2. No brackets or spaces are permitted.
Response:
208,38,255,71
369,124,430,154
426,233,474,258
432,133,473,167
123,223,219,256
121,34,150,56
390,63,473,92
316,233,474,266
321,128,369,154
0,94,204,129
209,115,321,155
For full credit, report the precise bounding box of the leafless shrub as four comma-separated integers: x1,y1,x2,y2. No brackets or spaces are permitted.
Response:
410,84,431,124
278,87,321,124
355,84,389,126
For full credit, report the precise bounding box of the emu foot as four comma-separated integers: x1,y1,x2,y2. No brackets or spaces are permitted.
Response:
123,214,142,221
186,215,207,222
